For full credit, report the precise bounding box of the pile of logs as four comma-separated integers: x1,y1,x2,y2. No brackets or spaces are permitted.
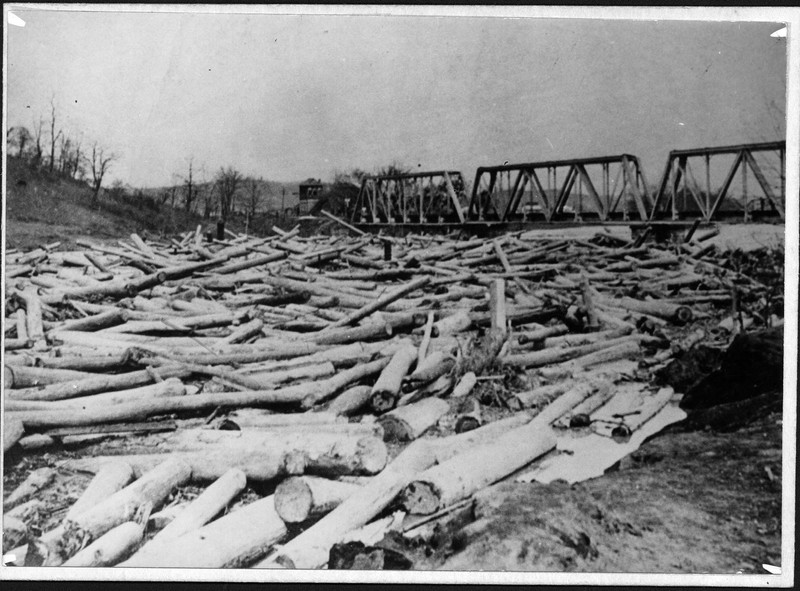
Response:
2,218,782,568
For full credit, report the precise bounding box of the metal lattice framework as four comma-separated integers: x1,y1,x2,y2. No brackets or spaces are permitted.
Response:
466,155,652,222
649,141,786,222
349,171,469,224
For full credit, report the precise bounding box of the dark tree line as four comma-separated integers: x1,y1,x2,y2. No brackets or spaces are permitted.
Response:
163,160,270,225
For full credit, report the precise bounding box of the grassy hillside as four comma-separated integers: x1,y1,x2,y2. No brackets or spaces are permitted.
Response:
5,157,248,250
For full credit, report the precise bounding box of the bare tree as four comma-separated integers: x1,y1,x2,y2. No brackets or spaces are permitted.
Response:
71,134,84,180
7,126,33,158
48,97,63,173
58,134,73,175
202,184,217,219
31,116,44,167
245,177,263,219
182,157,198,213
215,166,242,222
86,142,117,204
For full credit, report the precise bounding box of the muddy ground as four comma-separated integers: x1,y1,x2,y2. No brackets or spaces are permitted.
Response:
402,411,783,573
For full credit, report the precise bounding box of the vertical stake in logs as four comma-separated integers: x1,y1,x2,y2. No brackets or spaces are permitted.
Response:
489,279,507,336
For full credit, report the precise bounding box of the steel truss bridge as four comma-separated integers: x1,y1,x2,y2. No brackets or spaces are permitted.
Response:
649,141,785,222
344,140,786,232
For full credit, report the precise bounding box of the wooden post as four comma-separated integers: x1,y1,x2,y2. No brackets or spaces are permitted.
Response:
18,287,46,347
15,309,29,344
581,275,600,330
417,311,435,366
489,278,507,334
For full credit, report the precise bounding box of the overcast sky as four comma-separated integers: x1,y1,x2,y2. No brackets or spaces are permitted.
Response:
5,8,787,188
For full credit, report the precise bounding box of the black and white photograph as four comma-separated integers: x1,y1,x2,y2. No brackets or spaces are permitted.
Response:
2,4,797,585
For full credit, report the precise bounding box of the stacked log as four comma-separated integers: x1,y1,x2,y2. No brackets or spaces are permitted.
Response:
2,223,780,569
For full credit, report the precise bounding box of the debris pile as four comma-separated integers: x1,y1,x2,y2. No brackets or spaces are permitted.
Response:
2,219,784,568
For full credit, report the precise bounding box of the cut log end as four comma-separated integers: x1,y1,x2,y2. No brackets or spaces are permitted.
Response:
357,437,389,474
454,415,481,433
274,478,314,523
675,306,694,325
378,416,412,442
401,480,440,515
369,390,397,414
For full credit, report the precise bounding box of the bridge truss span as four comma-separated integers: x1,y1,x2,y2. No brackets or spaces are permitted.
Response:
466,154,653,223
349,171,469,225
649,141,786,222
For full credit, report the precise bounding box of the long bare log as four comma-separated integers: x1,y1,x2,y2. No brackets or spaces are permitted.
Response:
3,418,25,453
302,356,392,409
58,458,192,560
324,385,373,416
501,334,646,369
17,286,46,346
219,318,264,345
326,277,431,329
5,460,136,565
67,461,137,522
8,363,388,429
262,439,436,569
403,351,455,391
147,468,247,544
62,428,388,481
4,467,56,510
599,295,693,325
7,365,190,401
369,345,418,413
222,409,344,429
55,309,126,332
378,397,450,441
157,428,388,475
263,411,536,569
3,365,98,388
400,382,600,515
62,522,145,567
120,495,286,568
431,309,473,337
33,351,133,371
51,377,187,410
310,322,394,345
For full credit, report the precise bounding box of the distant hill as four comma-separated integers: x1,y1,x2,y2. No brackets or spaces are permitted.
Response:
5,156,207,250
4,157,313,250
